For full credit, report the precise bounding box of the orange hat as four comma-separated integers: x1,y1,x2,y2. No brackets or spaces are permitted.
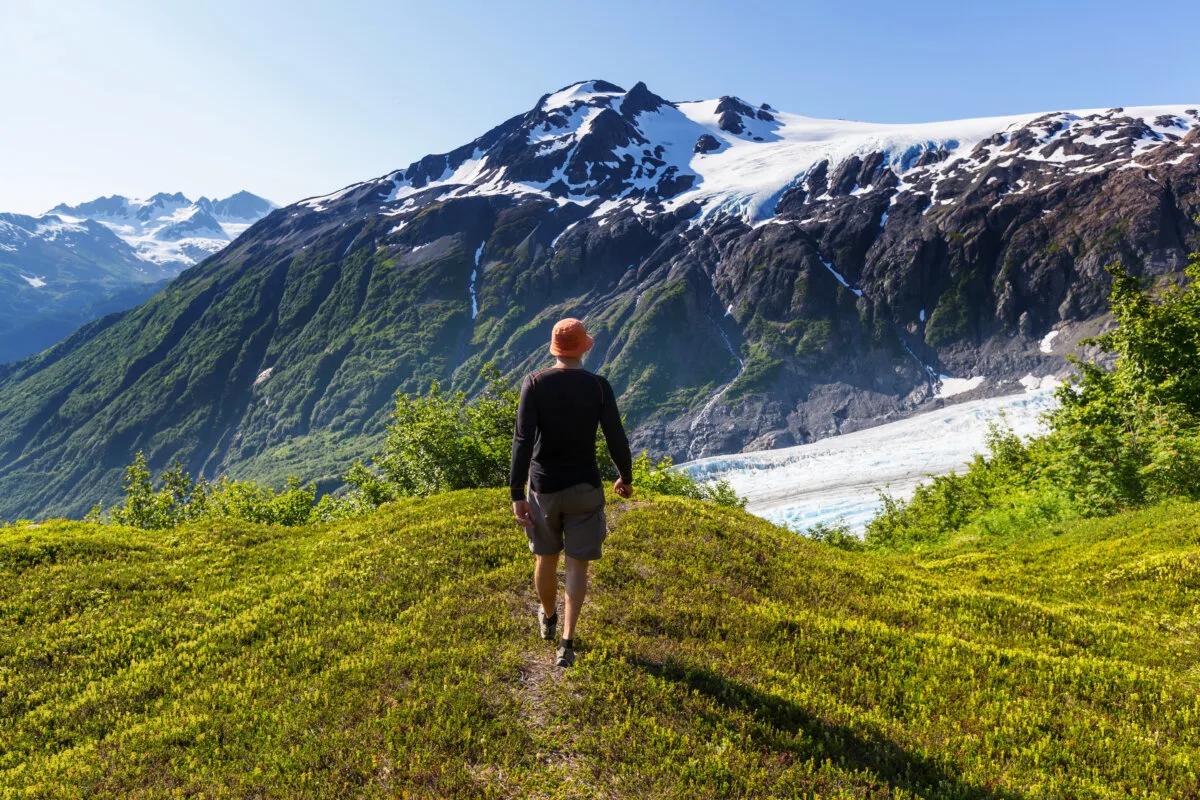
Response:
549,317,594,358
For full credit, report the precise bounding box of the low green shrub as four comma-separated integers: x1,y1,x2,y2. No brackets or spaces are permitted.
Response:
100,452,318,529
631,452,746,509
800,521,864,551
363,367,517,499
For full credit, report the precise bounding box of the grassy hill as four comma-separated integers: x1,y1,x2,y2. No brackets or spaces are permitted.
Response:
2,492,1198,798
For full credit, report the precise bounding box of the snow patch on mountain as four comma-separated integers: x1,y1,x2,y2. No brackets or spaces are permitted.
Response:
541,80,625,112
935,374,985,398
470,243,483,319
820,259,864,297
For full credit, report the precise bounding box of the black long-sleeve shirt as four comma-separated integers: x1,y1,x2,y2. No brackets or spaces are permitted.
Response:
509,367,633,501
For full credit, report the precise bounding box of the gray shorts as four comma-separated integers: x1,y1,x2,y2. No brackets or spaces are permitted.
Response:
526,482,607,561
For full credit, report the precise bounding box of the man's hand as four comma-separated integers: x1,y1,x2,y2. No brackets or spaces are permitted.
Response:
513,499,533,528
614,477,633,498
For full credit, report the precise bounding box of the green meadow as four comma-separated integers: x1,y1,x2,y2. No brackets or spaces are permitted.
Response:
3,490,1198,798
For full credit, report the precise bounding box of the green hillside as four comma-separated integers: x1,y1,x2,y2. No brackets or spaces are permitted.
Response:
2,492,1198,798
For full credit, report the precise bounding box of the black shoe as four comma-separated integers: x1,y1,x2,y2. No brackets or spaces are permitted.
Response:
555,642,575,668
538,608,557,641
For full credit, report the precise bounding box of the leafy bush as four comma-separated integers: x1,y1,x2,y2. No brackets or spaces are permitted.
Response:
632,452,746,509
800,521,865,551
1042,259,1200,511
865,425,1064,549
103,452,317,529
202,476,318,526
349,368,517,501
868,253,1200,548
105,453,201,529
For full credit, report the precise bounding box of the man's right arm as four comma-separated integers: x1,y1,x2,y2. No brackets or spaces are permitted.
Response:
599,378,633,487
509,376,537,502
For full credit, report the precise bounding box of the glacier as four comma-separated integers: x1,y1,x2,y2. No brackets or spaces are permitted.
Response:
679,382,1060,534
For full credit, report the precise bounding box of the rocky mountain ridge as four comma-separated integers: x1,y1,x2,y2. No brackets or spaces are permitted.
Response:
0,191,274,363
48,190,275,267
0,81,1196,518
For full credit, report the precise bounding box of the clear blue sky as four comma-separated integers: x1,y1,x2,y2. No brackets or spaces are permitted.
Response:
2,0,1197,215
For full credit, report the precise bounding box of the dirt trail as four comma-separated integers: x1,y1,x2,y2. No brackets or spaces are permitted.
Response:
516,596,565,729
500,501,651,797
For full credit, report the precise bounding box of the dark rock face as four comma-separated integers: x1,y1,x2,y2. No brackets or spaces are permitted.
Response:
620,81,669,116
0,81,1197,519
715,96,757,133
694,134,721,154
712,95,780,140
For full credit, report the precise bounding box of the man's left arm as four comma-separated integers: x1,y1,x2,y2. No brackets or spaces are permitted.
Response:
599,378,633,497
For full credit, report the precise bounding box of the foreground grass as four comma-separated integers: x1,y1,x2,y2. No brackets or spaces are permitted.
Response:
1,493,1198,798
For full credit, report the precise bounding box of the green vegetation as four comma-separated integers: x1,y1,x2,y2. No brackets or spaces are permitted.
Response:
336,368,518,507
5,210,1200,795
602,279,729,423
924,280,970,346
725,341,783,399
95,367,744,529
6,254,1200,795
223,428,382,497
629,452,746,508
99,452,319,529
799,521,865,551
871,255,1200,549
744,315,834,362
3,492,1198,797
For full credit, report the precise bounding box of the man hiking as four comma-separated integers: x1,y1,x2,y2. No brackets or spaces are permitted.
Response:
510,317,633,668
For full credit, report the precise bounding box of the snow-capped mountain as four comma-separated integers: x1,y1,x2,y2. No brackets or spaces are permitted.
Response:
49,190,276,268
0,80,1197,519
0,190,275,363
308,79,1197,231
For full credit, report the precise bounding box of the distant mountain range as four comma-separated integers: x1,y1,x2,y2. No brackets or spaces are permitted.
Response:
0,80,1196,519
0,191,274,362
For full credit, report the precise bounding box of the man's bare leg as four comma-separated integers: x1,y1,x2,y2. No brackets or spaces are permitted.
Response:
562,556,589,641
534,553,560,618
